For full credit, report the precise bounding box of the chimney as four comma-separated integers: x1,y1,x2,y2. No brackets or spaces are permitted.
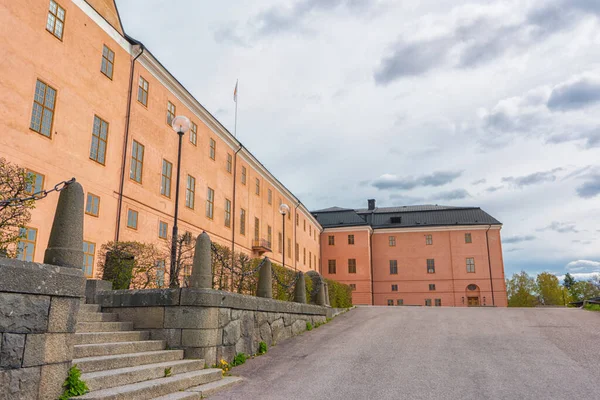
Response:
368,199,376,211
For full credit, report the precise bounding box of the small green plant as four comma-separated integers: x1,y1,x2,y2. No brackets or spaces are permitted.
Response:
584,303,600,311
231,352,248,367
326,317,332,323
59,365,89,400
164,367,172,377
258,341,268,355
306,321,313,331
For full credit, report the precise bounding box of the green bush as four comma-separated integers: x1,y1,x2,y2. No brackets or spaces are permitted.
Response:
584,303,600,311
306,321,313,331
258,341,268,355
59,365,88,400
325,278,353,308
231,353,248,367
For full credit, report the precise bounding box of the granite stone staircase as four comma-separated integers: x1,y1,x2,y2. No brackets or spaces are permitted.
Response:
72,303,242,399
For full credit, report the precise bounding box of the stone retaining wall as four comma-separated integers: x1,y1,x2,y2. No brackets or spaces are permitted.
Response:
97,288,333,366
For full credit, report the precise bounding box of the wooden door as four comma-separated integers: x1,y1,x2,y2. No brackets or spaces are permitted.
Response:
467,297,479,307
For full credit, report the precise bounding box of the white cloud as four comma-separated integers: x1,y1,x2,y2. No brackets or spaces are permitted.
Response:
565,259,600,271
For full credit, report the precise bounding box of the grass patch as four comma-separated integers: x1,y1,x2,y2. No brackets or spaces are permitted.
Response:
258,341,268,355
306,321,313,331
584,303,600,311
231,353,248,367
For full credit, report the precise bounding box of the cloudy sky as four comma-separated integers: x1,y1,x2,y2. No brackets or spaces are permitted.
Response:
116,0,600,280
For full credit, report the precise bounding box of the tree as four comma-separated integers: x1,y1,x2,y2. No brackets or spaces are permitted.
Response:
536,272,563,305
507,271,537,307
0,158,35,257
168,232,195,288
98,241,166,289
569,280,600,303
563,273,575,290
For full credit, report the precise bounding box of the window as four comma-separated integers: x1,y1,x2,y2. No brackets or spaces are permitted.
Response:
241,166,246,185
268,226,272,248
429,284,436,291
435,299,442,307
205,187,214,218
348,234,355,245
190,122,197,145
85,193,100,217
328,260,336,274
25,170,44,195
224,199,231,227
268,189,272,205
350,284,356,291
209,138,216,160
425,299,432,307
391,284,398,292
100,45,115,79
226,153,232,173
89,116,109,165
389,236,396,247
466,257,475,273
46,1,65,40
309,225,312,235
129,140,144,183
240,209,246,235
303,219,306,232
137,76,148,106
167,101,176,126
389,260,398,275
348,259,356,274
159,221,168,239
17,227,37,262
155,260,165,287
186,175,196,209
254,217,260,241
296,214,299,226
295,243,299,262
465,233,472,243
314,255,317,268
426,234,433,245
427,259,435,274
303,247,306,264
287,238,291,258
161,160,172,197
397,299,403,306
255,178,260,195
387,300,394,306
309,251,312,268
328,235,335,245
127,209,138,229
30,79,56,137
278,232,282,253
82,241,95,276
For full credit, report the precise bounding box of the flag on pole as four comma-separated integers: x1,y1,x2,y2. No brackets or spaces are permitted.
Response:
233,80,238,103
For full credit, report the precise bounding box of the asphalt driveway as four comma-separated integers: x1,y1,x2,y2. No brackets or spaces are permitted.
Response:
210,306,600,400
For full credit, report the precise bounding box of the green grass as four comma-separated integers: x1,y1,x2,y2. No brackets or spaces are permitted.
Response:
306,321,313,331
231,353,248,367
584,303,600,311
258,341,268,355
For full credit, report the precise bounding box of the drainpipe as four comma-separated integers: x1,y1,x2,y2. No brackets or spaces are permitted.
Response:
230,145,243,278
115,44,144,242
485,224,495,306
294,202,300,271
369,228,374,306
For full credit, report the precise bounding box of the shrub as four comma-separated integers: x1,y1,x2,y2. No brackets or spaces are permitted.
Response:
306,321,313,331
59,365,88,400
258,341,268,355
231,353,248,367
325,278,353,308
584,303,600,311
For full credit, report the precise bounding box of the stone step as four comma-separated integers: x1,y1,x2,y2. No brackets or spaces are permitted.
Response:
77,369,223,400
74,350,184,373
81,304,102,313
76,321,134,333
74,340,166,358
151,392,201,400
75,331,150,345
78,312,120,322
185,376,244,397
82,359,206,392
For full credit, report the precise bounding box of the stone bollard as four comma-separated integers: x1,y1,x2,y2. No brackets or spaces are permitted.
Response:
293,272,306,304
324,282,331,306
43,181,84,268
190,232,212,289
256,258,272,298
316,278,327,306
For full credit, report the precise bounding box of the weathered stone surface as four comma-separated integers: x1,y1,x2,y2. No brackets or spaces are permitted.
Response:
0,259,85,298
270,318,285,344
294,272,307,304
256,258,273,298
267,312,282,324
0,366,40,400
97,289,181,307
259,323,272,347
218,308,230,328
240,311,254,336
85,279,112,304
43,181,84,269
283,313,297,326
184,346,216,365
316,281,327,306
148,329,182,348
216,345,236,363
190,232,213,289
48,297,79,333
223,320,241,346
255,311,268,326
235,336,253,355
38,362,69,400
0,293,50,333
164,307,219,329
0,333,25,369
231,309,243,321
181,288,258,311
22,333,73,367
291,319,306,336
314,316,327,325
106,307,165,329
182,329,220,347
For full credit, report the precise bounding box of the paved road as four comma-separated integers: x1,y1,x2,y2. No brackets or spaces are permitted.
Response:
211,306,600,400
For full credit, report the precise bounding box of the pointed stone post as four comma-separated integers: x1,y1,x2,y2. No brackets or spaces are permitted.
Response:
316,277,327,306
44,181,84,268
294,272,306,304
256,258,272,298
190,232,212,288
324,282,331,306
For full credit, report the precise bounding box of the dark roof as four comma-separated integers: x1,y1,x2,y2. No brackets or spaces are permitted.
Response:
312,205,501,229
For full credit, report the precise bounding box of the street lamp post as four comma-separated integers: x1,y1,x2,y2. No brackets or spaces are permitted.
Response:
170,115,191,287
279,203,290,267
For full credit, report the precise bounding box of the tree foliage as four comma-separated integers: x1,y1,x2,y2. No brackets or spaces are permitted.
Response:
569,280,600,303
507,271,537,307
536,272,563,305
168,233,195,288
0,158,35,257
98,241,166,289
563,273,575,290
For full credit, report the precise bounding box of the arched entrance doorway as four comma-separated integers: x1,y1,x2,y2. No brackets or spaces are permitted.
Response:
466,284,480,307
